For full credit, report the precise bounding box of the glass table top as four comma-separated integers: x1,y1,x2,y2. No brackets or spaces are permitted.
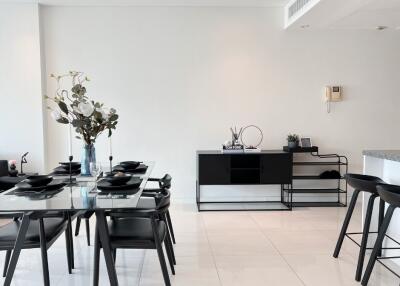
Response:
0,162,154,212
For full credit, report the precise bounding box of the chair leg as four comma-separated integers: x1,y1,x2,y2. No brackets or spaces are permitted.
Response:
162,214,176,265
65,225,72,274
166,211,176,244
3,250,11,277
4,214,30,286
68,213,75,269
39,219,50,286
75,217,81,236
152,218,171,286
355,194,377,281
113,249,116,264
164,234,175,274
333,189,360,258
93,224,101,286
85,219,91,246
362,205,395,286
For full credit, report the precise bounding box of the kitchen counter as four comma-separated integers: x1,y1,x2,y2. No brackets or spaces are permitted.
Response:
363,150,400,162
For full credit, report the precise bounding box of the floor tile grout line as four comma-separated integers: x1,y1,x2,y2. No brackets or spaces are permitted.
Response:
136,249,146,286
201,212,224,286
248,212,308,286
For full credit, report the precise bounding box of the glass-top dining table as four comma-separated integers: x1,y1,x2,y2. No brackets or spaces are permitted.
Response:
0,162,154,286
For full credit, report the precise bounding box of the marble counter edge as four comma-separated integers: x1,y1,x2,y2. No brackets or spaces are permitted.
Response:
363,150,400,162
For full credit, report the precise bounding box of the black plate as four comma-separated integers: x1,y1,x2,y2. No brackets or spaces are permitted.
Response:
58,165,81,171
103,175,132,186
59,162,81,168
26,175,53,187
113,164,148,174
53,166,81,174
15,180,66,192
97,177,142,191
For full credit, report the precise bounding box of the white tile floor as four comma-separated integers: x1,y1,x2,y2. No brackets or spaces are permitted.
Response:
0,200,399,286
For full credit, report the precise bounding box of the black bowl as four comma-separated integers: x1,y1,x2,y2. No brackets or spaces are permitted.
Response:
104,174,132,186
120,161,141,170
25,175,53,187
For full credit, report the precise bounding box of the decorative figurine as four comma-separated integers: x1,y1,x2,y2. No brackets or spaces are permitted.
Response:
8,160,18,177
20,152,29,175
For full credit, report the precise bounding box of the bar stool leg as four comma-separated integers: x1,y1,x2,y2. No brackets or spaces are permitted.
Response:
355,194,377,281
361,205,395,286
377,199,385,257
333,189,360,258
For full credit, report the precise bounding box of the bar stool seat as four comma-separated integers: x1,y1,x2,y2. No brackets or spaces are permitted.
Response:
333,173,386,281
362,184,400,285
344,174,385,193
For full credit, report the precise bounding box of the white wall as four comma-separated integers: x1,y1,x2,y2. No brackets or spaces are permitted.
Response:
0,3,45,173
40,5,400,198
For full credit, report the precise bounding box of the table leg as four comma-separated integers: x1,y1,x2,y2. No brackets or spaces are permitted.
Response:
94,210,118,286
4,213,30,286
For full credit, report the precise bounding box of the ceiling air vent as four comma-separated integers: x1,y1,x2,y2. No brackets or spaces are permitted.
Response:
288,0,311,18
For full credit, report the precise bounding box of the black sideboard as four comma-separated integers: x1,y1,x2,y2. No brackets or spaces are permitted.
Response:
196,150,293,211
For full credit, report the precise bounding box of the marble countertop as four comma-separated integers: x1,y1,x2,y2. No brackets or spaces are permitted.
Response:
363,150,400,162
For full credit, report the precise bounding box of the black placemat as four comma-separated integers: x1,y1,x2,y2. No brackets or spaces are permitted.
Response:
15,180,65,192
97,188,140,196
7,187,64,197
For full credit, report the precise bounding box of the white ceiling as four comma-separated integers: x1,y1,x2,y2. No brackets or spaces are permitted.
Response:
287,0,400,30
0,0,290,6
331,0,400,30
2,0,398,30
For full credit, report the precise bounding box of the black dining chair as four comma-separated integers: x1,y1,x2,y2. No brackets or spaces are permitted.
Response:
76,174,176,246
74,211,94,246
143,174,175,244
0,212,72,286
93,190,175,286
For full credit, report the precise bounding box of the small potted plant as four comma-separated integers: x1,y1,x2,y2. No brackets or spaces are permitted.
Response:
287,134,299,148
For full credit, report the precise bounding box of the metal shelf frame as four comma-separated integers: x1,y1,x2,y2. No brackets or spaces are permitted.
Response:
283,149,348,207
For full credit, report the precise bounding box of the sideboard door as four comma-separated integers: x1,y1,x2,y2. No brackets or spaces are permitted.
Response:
198,155,230,185
260,154,292,184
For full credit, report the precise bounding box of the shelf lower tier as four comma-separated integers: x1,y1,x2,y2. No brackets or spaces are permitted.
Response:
291,202,346,207
197,201,291,211
286,188,346,194
293,162,347,166
293,175,345,180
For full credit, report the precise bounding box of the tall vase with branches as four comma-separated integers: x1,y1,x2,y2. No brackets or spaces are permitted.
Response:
46,71,118,175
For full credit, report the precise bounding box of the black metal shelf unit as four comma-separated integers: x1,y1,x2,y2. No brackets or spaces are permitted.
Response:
282,146,348,207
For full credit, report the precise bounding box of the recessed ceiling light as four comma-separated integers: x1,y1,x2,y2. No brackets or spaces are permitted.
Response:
301,25,310,29
376,26,388,30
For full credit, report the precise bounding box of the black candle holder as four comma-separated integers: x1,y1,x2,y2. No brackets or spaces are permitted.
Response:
109,155,113,174
69,155,73,185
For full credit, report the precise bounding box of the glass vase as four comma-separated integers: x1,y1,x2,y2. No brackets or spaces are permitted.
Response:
81,144,96,176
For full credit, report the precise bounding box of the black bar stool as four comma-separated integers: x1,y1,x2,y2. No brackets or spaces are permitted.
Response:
333,173,386,281
362,184,400,285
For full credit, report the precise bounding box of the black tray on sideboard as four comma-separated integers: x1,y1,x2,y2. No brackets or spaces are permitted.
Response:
283,146,318,153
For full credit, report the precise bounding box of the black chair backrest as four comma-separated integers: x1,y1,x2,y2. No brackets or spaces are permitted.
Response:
0,160,8,177
159,174,172,190
345,173,385,194
377,184,400,208
155,189,171,211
